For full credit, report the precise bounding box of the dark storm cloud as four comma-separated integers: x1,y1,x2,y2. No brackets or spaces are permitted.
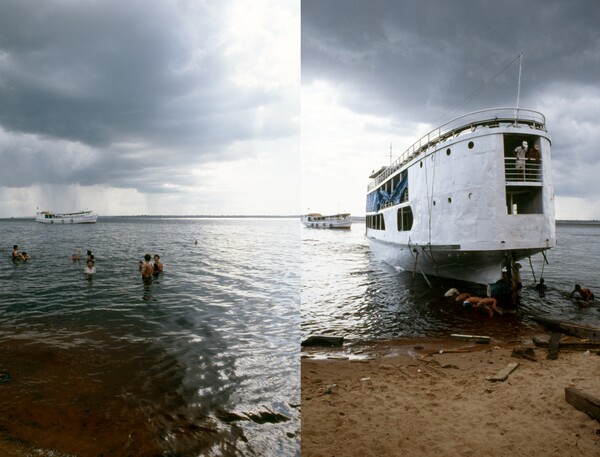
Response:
0,0,294,190
303,0,600,119
302,0,600,200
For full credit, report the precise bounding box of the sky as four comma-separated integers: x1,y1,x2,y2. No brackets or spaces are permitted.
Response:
302,0,600,220
0,0,299,217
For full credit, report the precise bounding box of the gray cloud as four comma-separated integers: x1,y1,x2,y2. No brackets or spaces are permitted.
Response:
0,0,296,194
302,0,600,201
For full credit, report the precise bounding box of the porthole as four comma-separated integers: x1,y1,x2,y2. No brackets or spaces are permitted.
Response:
420,161,423,168
468,141,474,149
433,200,436,206
446,148,451,156
448,197,452,203
468,192,473,199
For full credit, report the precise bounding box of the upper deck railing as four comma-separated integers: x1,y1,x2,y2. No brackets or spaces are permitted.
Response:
368,107,546,191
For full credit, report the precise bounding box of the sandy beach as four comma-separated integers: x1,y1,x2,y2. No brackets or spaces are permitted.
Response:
302,334,600,457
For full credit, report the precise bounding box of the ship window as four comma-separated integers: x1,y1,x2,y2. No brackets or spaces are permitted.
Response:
420,161,423,168
367,214,386,230
505,187,543,215
468,141,474,149
396,206,413,231
447,197,452,203
446,148,451,156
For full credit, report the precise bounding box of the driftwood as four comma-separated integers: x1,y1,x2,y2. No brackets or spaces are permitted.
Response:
565,387,600,421
486,362,519,382
532,337,600,351
450,334,490,344
301,335,344,347
533,317,600,341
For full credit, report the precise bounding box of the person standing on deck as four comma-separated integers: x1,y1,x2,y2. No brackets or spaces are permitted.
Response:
514,141,528,180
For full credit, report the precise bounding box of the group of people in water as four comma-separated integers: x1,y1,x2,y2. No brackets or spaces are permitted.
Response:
11,245,30,261
11,245,164,283
139,254,163,283
446,279,595,317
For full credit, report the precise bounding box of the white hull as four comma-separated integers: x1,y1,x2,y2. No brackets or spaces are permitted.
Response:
365,108,555,285
36,211,97,224
302,213,352,229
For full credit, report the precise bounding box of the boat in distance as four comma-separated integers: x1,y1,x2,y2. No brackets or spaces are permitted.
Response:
36,210,98,224
302,213,352,229
366,107,555,285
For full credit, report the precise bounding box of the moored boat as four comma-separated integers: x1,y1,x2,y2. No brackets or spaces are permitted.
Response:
302,213,352,229
366,107,555,285
36,210,97,224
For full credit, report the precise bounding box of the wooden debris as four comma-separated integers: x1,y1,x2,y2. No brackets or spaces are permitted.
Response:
301,335,344,347
486,362,519,382
451,334,491,344
533,317,600,341
547,332,561,360
532,337,600,350
565,387,600,421
511,347,537,362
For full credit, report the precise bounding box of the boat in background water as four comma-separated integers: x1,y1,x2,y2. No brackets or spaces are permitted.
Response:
302,213,352,229
36,210,97,224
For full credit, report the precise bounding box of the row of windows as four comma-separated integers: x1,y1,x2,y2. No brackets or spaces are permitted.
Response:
367,207,413,231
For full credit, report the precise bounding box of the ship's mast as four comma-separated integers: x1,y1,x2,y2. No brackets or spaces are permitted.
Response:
515,52,523,119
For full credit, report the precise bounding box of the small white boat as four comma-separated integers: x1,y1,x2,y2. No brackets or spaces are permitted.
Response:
36,210,97,224
302,213,352,229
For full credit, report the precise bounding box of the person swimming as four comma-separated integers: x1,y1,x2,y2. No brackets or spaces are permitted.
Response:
570,284,594,301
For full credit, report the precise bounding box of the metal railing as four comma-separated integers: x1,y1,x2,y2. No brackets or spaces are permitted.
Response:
504,158,542,183
368,107,546,191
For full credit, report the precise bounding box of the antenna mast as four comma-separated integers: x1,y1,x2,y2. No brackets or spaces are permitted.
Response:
515,52,523,118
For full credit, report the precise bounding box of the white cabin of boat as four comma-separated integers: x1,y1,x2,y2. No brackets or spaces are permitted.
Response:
365,107,555,284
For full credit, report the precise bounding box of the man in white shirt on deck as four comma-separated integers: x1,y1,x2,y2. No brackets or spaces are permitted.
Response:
514,140,528,180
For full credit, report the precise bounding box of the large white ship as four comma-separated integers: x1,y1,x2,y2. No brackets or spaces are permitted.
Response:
365,107,555,285
36,210,97,224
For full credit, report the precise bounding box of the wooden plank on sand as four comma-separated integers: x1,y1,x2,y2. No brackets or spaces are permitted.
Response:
547,332,561,360
532,337,600,350
533,317,600,341
486,362,519,382
565,387,600,421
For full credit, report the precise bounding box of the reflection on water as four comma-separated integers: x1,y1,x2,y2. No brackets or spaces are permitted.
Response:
302,222,600,341
0,217,300,456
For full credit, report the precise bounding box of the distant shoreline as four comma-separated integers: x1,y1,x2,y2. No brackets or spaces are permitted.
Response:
0,215,300,220
1,216,599,224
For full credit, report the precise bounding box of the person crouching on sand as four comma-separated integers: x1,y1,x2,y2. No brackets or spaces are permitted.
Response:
142,254,154,283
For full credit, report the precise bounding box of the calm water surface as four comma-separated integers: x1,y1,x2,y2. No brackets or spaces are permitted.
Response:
302,221,600,341
0,217,300,456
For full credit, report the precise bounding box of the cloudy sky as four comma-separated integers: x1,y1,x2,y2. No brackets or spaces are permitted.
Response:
302,0,600,220
0,0,299,217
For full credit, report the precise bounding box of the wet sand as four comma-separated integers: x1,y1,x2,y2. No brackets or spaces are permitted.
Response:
302,334,600,457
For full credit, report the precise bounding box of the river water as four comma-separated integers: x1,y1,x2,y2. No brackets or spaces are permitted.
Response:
0,217,300,456
302,221,600,341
